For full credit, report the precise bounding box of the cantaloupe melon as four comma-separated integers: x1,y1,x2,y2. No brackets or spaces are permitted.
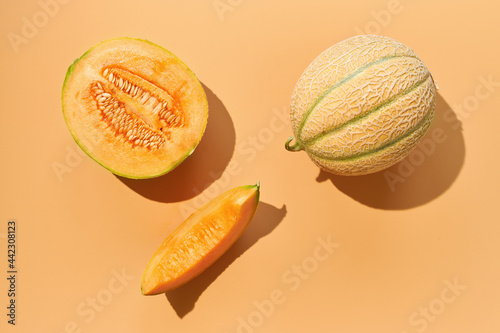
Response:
141,183,260,295
62,38,208,179
285,35,437,176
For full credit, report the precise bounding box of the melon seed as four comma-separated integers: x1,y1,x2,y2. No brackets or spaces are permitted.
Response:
90,82,165,150
103,67,185,129
90,66,190,150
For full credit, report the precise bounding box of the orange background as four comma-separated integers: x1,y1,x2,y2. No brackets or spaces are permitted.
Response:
1,0,499,332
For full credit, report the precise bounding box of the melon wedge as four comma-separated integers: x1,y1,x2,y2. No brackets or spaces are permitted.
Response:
141,183,260,295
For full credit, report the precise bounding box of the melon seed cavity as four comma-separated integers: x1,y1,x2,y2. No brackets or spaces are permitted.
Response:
89,66,185,150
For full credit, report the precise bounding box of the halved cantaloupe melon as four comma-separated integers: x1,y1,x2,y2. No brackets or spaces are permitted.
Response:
141,183,260,295
62,37,208,179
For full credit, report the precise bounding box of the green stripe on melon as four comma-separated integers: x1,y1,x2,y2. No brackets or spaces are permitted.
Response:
286,35,437,176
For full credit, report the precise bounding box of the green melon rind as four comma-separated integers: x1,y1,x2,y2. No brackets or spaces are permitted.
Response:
295,54,420,141
301,73,430,147
61,37,208,179
302,75,433,161
246,181,260,206
308,106,434,163
289,35,419,137
308,106,434,176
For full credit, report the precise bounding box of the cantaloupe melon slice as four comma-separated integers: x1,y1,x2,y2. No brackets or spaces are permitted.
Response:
62,37,208,179
141,183,260,295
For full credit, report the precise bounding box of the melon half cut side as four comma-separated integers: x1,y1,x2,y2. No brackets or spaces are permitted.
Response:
62,37,208,179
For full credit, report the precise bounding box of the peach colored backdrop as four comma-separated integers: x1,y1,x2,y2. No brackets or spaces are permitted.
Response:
1,0,499,332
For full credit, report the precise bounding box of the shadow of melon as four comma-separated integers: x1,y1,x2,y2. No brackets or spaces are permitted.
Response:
117,83,236,203
165,202,287,318
317,94,465,210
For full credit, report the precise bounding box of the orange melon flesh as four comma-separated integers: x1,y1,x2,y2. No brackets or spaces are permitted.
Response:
141,184,260,295
62,37,208,179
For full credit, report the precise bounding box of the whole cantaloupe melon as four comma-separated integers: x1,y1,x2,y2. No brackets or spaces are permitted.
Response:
285,35,437,176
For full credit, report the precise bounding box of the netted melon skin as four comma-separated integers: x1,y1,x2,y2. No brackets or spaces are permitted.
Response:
288,35,437,176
